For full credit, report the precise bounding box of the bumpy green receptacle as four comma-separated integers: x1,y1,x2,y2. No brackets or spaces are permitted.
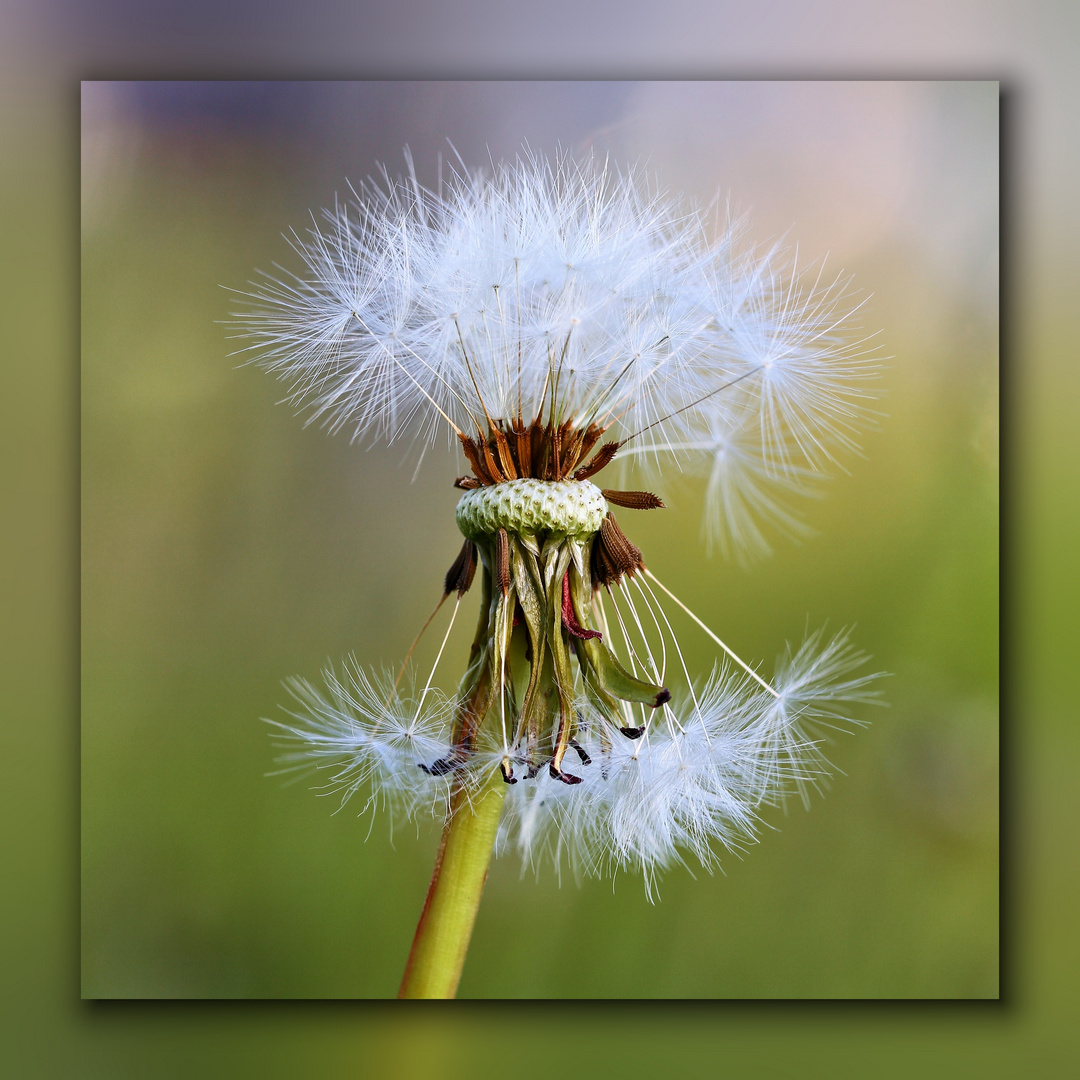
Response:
455,478,607,540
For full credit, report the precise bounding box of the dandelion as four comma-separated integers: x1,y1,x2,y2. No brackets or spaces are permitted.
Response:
232,148,884,997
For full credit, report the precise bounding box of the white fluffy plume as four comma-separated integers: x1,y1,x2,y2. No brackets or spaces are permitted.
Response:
232,149,879,555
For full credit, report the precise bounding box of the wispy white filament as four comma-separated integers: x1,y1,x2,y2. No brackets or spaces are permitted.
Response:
267,661,458,820
644,568,777,697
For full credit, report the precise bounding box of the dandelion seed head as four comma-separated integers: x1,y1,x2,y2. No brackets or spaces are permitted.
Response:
245,148,886,892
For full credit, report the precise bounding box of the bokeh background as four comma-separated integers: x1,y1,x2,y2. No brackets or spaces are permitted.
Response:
81,80,998,999
10,0,1080,1071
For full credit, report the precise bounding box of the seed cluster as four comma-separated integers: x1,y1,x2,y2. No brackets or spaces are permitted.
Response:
453,417,619,488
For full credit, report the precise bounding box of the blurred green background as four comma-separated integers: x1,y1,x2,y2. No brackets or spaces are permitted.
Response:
4,0,1077,1063
81,81,998,999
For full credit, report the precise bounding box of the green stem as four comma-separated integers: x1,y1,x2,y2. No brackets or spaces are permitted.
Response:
397,770,507,999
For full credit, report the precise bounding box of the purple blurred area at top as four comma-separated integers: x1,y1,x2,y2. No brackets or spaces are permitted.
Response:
96,81,638,197
126,81,325,135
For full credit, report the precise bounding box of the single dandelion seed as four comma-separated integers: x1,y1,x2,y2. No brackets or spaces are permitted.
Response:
231,147,885,998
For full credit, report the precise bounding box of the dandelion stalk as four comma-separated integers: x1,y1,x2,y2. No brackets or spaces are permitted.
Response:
398,769,506,999
237,148,885,996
